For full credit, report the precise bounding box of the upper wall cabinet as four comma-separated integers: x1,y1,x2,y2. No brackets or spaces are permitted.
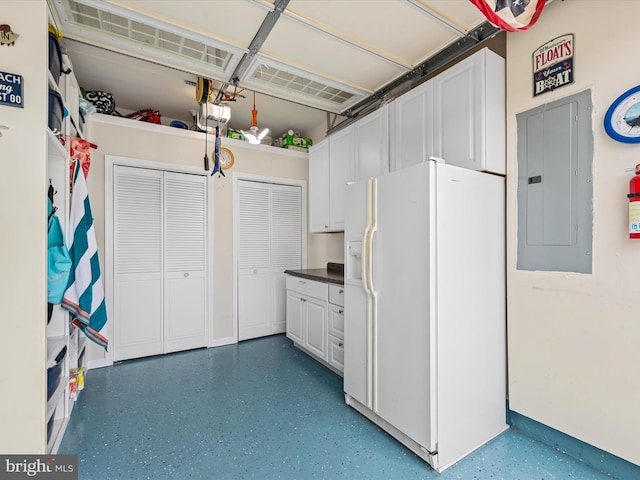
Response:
309,124,355,233
389,80,434,172
353,104,389,181
329,126,355,231
308,48,505,233
309,139,331,232
432,48,505,175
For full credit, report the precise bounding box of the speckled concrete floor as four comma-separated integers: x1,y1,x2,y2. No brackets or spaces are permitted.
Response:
60,335,617,480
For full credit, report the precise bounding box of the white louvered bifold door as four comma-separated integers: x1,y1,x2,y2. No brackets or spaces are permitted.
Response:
238,180,272,340
113,166,163,361
163,172,207,354
270,184,302,334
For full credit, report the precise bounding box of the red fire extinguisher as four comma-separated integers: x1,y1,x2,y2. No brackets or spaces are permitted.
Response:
629,163,640,239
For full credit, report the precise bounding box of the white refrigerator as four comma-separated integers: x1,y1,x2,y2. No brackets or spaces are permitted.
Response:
344,159,507,472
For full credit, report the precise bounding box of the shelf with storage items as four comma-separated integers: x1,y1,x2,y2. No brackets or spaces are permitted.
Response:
46,23,89,453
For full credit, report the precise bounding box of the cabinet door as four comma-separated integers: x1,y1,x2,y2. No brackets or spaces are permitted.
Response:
163,172,207,353
238,181,271,340
328,304,344,339
329,125,355,231
389,81,433,172
305,297,328,361
286,290,304,344
354,104,389,181
433,53,481,171
271,184,303,334
308,140,330,232
328,335,345,375
433,49,505,174
113,166,163,361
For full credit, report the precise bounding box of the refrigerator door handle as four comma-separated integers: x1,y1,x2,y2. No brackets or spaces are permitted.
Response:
363,178,374,408
368,178,379,412
368,178,378,297
362,179,372,294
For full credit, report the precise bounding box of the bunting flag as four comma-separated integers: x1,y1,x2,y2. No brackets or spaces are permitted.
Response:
62,161,108,350
469,0,546,32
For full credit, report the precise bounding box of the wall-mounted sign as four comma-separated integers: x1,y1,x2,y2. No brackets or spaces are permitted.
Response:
0,71,23,108
0,24,19,46
533,34,574,97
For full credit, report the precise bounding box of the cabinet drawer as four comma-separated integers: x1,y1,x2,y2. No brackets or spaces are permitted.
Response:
328,283,344,307
329,304,344,340
328,334,344,375
286,275,328,301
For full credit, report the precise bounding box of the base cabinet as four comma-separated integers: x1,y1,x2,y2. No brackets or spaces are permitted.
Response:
304,298,329,361
286,276,345,374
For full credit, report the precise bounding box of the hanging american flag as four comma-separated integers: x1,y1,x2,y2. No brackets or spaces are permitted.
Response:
469,0,546,32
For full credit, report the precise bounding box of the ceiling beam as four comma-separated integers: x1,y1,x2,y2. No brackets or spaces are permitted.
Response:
214,0,290,103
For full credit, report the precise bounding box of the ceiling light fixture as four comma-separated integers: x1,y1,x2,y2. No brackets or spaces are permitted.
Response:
241,92,269,145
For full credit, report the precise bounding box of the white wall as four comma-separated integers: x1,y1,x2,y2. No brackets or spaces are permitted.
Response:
0,1,48,453
506,0,640,465
85,116,342,362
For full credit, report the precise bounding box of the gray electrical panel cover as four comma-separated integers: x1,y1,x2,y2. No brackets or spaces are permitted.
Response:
516,89,593,273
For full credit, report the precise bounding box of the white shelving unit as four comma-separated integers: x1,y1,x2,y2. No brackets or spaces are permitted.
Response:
46,30,89,453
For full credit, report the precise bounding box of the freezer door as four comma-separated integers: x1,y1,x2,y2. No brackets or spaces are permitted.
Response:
371,162,437,453
344,179,371,407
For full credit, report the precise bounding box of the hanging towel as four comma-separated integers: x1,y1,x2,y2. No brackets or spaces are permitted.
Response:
62,161,108,350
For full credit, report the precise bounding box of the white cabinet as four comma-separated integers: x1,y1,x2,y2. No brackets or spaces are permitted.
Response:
389,80,434,171
308,48,505,233
305,297,329,361
308,140,331,232
286,290,304,345
308,106,389,234
285,276,346,375
432,48,505,174
285,276,329,362
327,284,345,374
329,126,355,231
309,125,354,233
354,104,389,181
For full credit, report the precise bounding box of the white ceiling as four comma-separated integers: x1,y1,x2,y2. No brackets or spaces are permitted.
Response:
50,0,501,140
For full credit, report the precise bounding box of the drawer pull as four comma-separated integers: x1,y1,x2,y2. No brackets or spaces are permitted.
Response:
338,309,344,314
339,289,343,294
338,342,344,348
299,280,307,284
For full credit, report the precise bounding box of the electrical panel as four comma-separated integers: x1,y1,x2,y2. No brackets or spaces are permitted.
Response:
516,89,593,273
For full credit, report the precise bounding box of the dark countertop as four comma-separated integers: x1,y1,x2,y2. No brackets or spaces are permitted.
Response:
285,268,344,285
